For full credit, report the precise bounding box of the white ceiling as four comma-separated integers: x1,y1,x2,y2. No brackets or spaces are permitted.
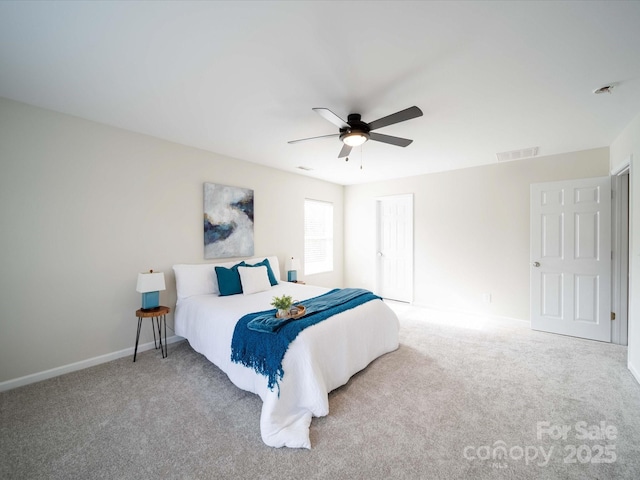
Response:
1,1,640,185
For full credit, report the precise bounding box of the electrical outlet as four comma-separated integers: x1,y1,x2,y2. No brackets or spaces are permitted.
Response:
482,293,492,304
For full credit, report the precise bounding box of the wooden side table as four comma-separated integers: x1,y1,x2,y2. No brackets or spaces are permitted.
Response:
134,306,170,362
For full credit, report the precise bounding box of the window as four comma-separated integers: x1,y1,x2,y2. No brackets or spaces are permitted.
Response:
304,199,333,275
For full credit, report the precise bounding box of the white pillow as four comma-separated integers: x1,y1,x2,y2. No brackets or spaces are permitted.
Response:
173,264,217,299
245,256,281,283
238,265,272,295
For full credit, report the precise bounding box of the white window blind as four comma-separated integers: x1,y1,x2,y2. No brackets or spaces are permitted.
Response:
304,199,333,275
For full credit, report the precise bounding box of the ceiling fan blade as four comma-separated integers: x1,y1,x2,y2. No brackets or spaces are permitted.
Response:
338,143,352,158
313,108,350,129
369,132,413,147
368,106,423,131
288,133,339,144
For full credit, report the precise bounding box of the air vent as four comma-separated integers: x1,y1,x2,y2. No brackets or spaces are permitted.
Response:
297,166,313,171
496,147,539,163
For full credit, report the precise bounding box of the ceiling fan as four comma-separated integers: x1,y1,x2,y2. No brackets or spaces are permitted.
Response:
288,106,423,158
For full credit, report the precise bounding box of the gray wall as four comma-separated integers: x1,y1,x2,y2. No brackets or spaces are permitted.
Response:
0,98,344,383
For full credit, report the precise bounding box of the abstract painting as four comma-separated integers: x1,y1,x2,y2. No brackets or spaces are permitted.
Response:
204,183,254,259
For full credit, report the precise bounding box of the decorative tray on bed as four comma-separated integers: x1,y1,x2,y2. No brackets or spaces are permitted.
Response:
277,305,306,319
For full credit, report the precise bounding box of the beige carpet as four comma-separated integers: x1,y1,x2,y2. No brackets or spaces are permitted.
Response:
2,302,640,479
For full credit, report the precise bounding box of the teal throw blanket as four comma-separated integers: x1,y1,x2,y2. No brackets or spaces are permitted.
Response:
230,288,381,392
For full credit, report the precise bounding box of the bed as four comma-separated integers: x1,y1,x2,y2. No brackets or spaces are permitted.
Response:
173,256,399,449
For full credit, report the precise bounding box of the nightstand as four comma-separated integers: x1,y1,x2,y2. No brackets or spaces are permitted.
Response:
289,280,306,285
134,306,170,362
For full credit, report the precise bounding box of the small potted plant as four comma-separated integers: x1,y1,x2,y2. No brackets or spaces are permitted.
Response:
271,294,294,318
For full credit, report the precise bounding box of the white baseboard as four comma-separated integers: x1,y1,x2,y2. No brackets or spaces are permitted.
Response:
407,301,529,325
628,360,640,386
0,335,184,393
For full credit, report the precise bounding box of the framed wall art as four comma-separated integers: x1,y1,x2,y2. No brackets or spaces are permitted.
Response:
203,183,254,259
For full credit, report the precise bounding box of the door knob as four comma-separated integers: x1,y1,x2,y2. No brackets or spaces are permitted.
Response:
532,261,541,267
377,252,383,257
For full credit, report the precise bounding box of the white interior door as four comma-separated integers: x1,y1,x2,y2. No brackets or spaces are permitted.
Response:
376,194,413,302
530,176,611,342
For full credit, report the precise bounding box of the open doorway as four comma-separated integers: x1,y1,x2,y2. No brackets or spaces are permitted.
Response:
612,166,630,345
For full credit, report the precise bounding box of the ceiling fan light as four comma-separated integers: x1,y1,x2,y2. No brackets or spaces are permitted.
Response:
342,132,369,147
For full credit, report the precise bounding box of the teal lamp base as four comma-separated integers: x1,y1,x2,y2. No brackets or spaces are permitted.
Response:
141,291,160,310
287,270,297,282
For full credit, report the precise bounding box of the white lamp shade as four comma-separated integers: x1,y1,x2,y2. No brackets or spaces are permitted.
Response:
286,258,301,271
136,271,166,293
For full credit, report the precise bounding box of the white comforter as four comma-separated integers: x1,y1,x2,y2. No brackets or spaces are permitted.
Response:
174,282,399,449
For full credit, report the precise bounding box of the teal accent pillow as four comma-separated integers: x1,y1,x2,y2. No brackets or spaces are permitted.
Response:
247,258,278,286
215,261,246,296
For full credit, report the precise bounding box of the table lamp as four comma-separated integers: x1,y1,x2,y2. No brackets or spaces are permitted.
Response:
286,257,301,282
136,270,166,310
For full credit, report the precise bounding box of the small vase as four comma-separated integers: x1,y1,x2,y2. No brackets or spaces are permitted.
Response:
277,309,290,319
